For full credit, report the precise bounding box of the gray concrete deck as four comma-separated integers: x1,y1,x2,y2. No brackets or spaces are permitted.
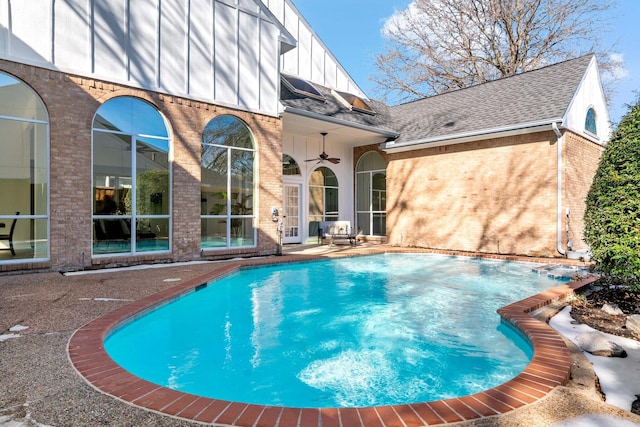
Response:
1,245,639,426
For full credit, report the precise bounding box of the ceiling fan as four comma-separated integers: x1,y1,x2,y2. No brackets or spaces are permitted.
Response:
306,132,340,164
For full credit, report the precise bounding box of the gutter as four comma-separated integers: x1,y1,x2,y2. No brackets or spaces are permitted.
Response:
553,122,566,256
282,106,400,139
380,119,563,153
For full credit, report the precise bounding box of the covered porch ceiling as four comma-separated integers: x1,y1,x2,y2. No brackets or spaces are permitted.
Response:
281,110,397,148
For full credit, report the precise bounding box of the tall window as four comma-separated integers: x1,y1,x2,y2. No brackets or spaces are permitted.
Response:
309,167,338,223
585,107,597,136
92,97,171,255
0,72,49,262
356,152,386,236
201,115,255,249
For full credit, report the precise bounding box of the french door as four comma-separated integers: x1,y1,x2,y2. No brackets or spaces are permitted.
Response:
282,183,302,244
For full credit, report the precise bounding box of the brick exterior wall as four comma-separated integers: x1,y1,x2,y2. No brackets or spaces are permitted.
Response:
562,131,604,251
0,60,282,272
385,131,563,257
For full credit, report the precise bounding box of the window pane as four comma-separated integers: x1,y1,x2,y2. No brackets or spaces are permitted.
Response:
136,137,169,215
0,73,47,121
373,213,386,236
201,218,227,248
0,217,48,260
356,173,370,211
201,146,228,215
230,218,254,247
94,97,168,137
356,151,385,171
230,150,253,216
203,115,253,148
373,172,386,211
93,218,132,254
283,154,301,175
585,108,597,135
309,186,323,217
0,119,48,215
325,188,338,217
357,212,370,236
136,218,169,252
93,132,132,215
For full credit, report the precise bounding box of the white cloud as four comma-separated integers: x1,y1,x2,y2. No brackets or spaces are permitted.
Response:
608,52,629,80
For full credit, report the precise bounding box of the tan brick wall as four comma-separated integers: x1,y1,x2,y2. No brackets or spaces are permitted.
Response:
562,131,604,251
0,60,282,272
386,132,561,257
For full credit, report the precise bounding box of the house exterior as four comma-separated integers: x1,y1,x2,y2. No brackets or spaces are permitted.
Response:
0,0,609,273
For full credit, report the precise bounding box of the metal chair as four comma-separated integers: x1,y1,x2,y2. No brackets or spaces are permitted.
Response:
0,212,19,256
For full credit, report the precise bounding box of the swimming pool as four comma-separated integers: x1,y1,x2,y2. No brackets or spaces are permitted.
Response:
104,253,569,408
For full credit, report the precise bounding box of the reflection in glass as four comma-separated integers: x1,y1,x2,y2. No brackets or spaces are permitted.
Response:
308,167,339,224
0,71,49,262
282,154,301,176
93,96,169,137
92,97,171,255
201,115,255,249
585,108,597,135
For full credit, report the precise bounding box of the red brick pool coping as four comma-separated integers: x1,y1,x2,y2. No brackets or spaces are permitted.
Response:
68,250,599,426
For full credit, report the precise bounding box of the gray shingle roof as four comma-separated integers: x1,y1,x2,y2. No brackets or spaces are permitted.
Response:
280,79,398,135
388,55,594,144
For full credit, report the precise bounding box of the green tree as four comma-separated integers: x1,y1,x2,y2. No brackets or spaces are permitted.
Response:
584,99,640,288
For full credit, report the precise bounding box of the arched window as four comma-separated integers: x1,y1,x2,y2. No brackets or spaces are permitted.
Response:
356,152,386,236
282,154,301,176
92,97,171,255
201,115,255,248
0,72,49,262
309,167,338,224
585,108,597,135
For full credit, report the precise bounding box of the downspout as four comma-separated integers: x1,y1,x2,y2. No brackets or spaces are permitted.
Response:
553,122,566,256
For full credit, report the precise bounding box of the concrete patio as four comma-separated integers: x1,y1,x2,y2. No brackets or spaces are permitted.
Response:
1,246,639,426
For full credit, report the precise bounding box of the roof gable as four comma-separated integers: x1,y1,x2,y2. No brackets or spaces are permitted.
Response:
386,55,596,147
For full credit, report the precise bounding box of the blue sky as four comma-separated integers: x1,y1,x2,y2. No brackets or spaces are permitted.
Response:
293,0,640,127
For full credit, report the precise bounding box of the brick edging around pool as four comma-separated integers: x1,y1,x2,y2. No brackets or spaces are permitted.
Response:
68,252,600,427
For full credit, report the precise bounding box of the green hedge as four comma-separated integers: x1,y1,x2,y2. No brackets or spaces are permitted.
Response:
584,100,640,288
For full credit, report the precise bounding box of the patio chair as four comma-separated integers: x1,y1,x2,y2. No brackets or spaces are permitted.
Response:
0,212,19,256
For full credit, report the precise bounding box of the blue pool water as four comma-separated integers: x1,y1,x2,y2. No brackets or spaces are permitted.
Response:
104,253,569,408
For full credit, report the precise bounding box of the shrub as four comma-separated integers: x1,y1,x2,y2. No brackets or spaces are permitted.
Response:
584,100,640,290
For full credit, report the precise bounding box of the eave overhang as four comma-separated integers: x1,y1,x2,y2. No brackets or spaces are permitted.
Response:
380,119,564,154
282,106,400,139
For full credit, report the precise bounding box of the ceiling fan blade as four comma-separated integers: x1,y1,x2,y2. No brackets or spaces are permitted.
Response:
327,158,340,164
305,158,320,162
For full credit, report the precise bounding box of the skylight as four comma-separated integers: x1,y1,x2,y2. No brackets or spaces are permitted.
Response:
334,90,376,115
281,75,325,101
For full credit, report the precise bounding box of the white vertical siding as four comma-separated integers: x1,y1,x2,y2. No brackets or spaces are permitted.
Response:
214,1,238,104
159,0,188,94
189,0,215,98
7,0,52,64
267,0,365,97
260,22,278,112
0,0,284,115
129,0,159,87
92,0,127,80
53,0,91,72
238,10,259,109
